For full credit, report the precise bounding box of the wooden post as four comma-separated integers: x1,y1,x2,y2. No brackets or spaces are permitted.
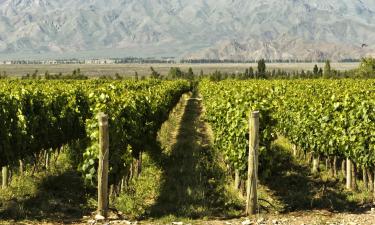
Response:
346,158,352,190
2,166,9,189
98,113,109,218
312,153,319,173
234,169,240,190
19,160,24,176
352,162,357,191
333,156,337,178
367,168,374,192
246,111,259,215
341,159,346,177
45,151,50,171
363,167,368,190
292,145,297,157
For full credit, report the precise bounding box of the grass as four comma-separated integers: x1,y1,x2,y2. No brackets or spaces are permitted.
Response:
0,150,94,223
114,92,243,221
258,136,373,214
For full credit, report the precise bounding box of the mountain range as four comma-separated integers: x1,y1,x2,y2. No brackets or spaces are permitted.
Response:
0,0,374,60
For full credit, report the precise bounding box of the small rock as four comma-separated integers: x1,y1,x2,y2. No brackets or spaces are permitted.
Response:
371,208,375,213
225,222,232,225
88,219,96,225
257,218,265,223
347,222,357,225
172,222,183,225
241,219,252,225
95,214,106,221
272,220,279,224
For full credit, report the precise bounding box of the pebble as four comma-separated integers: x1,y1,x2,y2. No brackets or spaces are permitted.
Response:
88,219,96,225
241,219,252,225
95,214,106,221
172,222,183,225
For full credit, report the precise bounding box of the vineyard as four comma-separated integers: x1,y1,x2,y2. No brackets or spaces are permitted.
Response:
0,79,190,187
199,79,375,199
1,78,375,224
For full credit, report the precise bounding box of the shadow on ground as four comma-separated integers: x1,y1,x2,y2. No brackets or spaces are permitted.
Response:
0,170,92,223
260,143,361,213
147,96,241,219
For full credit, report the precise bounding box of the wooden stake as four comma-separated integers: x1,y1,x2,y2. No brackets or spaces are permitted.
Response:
246,111,259,215
292,145,297,157
234,169,240,190
363,167,368,190
341,159,346,177
98,113,109,218
312,153,319,173
19,160,24,176
352,162,357,191
2,166,9,189
333,156,337,178
346,158,352,190
367,168,374,192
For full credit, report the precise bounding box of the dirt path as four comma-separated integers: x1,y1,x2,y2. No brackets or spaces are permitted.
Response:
148,92,237,218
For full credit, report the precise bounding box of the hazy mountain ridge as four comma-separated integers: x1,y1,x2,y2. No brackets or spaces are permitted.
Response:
0,0,374,60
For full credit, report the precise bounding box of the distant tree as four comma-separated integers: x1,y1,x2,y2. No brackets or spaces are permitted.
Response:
32,70,38,79
45,71,50,79
356,57,375,78
271,69,276,77
249,67,254,78
150,67,161,79
318,68,323,76
244,68,249,78
257,59,266,78
168,67,182,79
323,60,331,78
115,73,122,80
313,64,319,75
187,67,194,80
134,71,139,81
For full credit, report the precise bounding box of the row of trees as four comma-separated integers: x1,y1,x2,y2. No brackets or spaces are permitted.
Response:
22,69,88,80
207,58,375,81
13,57,375,81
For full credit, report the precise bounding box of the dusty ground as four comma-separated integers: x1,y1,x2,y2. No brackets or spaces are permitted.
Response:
0,62,359,77
3,210,375,225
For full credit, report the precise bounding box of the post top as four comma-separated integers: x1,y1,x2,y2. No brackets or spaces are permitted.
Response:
251,111,260,118
98,112,109,122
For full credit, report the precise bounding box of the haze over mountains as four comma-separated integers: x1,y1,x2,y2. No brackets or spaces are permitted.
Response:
0,0,374,60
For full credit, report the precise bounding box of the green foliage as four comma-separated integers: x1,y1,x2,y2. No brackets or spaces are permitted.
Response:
323,60,331,78
199,79,375,178
199,80,278,177
0,79,190,187
257,59,266,78
356,57,375,78
313,64,319,75
150,67,161,79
